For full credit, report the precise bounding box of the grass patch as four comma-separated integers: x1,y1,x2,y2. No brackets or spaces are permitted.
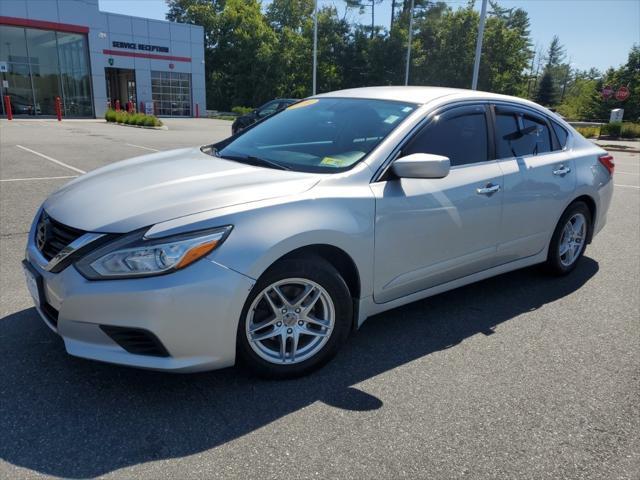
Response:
575,126,600,138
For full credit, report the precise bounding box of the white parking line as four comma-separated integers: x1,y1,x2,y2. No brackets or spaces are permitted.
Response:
126,143,160,152
615,184,640,189
615,171,639,176
15,145,86,174
0,175,77,182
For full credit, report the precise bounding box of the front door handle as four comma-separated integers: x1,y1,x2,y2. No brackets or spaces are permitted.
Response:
476,183,501,196
553,165,571,176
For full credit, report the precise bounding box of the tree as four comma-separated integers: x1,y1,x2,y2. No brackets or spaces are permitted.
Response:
535,70,555,106
545,35,565,68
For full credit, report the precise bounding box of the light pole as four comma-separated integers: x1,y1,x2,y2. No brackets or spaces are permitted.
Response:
471,0,488,90
404,0,414,86
312,0,318,95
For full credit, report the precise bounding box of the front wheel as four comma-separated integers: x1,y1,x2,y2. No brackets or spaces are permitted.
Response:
237,257,352,378
545,201,591,275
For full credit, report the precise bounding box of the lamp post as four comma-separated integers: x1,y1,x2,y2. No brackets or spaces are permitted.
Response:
404,0,414,86
312,0,318,95
471,0,488,90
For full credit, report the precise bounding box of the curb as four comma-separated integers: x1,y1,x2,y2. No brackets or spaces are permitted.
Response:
105,121,168,130
600,147,640,154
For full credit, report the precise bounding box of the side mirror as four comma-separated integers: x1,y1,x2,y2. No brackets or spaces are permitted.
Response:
392,153,450,179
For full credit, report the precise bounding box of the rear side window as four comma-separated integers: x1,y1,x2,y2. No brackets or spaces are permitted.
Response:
404,107,488,166
495,111,551,158
552,121,569,149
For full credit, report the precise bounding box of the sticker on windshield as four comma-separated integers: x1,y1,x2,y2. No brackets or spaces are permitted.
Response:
402,106,413,113
320,151,365,168
320,156,347,167
384,115,400,124
287,99,319,110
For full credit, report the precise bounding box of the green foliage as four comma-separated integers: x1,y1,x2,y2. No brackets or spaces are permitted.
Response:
104,109,117,122
232,106,253,115
601,122,622,137
166,0,534,110
574,126,600,138
105,110,162,127
556,45,639,121
621,122,640,138
598,121,640,138
165,0,634,121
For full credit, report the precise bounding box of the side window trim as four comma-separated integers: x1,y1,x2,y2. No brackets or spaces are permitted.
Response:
373,101,493,183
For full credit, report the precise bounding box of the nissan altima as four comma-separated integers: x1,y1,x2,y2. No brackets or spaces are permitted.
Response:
23,87,614,378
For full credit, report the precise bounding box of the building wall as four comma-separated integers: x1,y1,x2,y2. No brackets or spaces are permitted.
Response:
0,0,205,117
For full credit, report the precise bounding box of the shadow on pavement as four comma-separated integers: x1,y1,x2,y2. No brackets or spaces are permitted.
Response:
0,258,599,478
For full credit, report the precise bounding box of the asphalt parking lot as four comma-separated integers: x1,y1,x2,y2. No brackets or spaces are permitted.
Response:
1,118,638,479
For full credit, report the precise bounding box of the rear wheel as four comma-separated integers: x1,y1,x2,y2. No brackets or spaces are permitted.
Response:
545,201,591,275
237,257,352,378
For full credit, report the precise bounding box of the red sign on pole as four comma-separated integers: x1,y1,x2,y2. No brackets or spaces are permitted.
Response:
615,85,630,102
602,85,613,99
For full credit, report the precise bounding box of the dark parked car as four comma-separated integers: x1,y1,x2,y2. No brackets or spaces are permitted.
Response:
9,95,41,115
231,98,298,135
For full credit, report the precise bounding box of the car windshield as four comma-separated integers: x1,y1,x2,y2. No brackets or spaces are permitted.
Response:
216,98,417,173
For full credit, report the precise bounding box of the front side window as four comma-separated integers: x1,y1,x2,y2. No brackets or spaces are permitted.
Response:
403,106,489,166
495,110,552,158
217,98,417,172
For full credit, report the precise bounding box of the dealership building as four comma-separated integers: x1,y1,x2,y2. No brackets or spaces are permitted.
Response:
0,0,205,118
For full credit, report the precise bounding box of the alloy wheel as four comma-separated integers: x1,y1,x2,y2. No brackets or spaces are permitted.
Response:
559,213,586,267
245,278,335,364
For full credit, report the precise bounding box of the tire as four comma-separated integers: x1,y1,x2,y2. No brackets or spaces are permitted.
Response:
545,201,591,276
236,256,353,378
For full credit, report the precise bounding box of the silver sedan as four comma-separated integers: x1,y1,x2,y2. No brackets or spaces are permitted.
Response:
23,87,614,378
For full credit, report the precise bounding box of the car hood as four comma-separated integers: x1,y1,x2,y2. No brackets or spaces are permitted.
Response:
43,147,320,233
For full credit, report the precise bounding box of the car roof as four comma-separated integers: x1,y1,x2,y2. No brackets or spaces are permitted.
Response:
314,86,540,109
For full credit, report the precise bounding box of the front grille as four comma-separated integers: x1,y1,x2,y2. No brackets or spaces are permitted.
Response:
37,212,85,260
99,326,170,357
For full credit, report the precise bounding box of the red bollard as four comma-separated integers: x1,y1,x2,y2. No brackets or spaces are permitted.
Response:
195,103,199,118
55,96,62,121
4,96,12,120
115,100,120,112
127,101,133,113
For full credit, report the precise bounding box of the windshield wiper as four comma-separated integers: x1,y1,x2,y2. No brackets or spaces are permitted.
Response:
222,154,290,171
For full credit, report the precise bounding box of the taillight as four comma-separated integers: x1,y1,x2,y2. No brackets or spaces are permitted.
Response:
598,153,615,175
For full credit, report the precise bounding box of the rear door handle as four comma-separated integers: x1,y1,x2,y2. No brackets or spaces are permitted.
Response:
553,165,571,176
476,183,500,196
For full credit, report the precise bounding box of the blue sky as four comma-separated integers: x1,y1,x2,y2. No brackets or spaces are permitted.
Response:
99,0,639,72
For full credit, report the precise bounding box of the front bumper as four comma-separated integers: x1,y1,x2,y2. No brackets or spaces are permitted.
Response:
25,237,255,372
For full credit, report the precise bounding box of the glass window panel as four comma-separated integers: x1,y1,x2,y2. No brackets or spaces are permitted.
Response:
56,32,92,117
405,109,489,166
0,26,29,62
25,28,61,116
496,112,551,157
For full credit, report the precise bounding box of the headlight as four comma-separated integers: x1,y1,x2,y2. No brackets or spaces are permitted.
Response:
75,226,232,280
